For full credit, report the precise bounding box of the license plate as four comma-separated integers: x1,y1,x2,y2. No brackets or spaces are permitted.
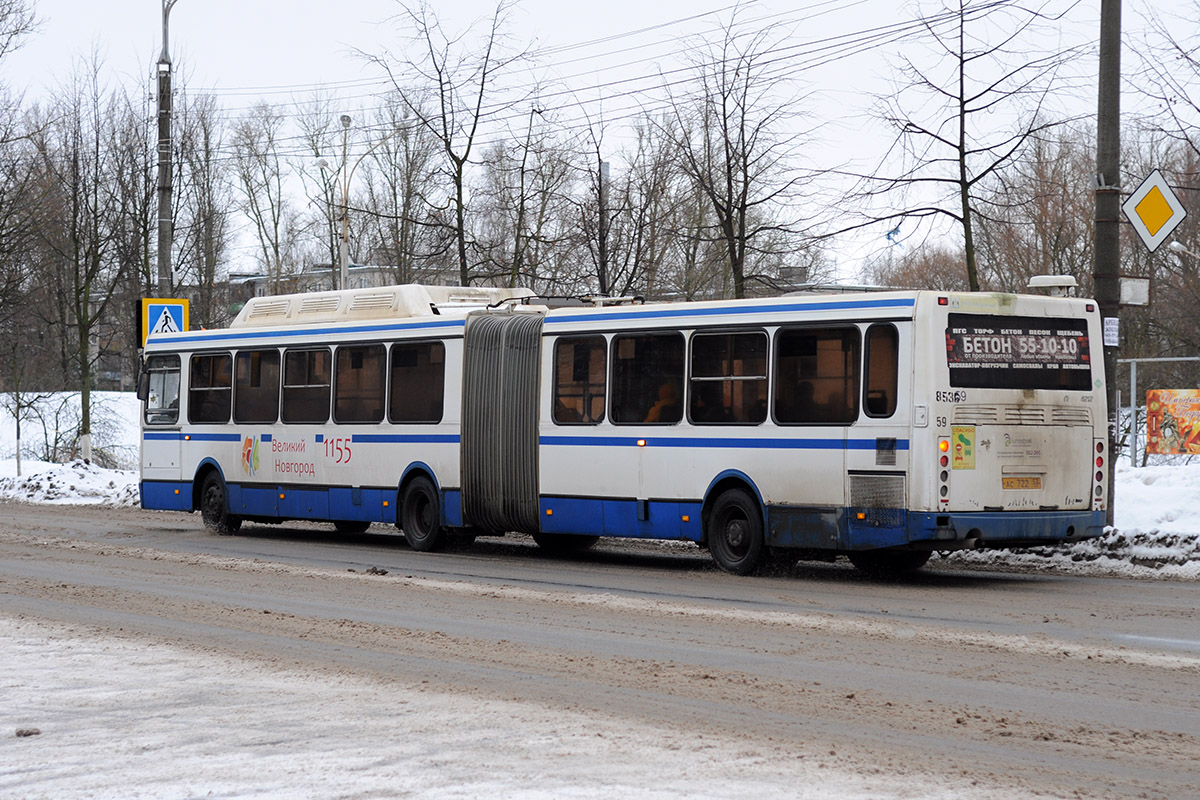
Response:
1002,476,1042,491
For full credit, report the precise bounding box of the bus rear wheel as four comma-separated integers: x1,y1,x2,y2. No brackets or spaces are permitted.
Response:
199,473,241,536
848,550,931,578
401,476,444,552
706,489,764,575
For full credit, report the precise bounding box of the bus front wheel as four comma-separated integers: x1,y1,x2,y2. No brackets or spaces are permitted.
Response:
706,489,764,575
199,473,241,536
401,477,444,552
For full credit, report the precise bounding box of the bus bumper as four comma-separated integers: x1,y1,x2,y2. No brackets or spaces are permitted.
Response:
140,480,194,512
905,509,1105,550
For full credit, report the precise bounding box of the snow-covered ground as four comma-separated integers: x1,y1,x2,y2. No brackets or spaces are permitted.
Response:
4,614,1019,800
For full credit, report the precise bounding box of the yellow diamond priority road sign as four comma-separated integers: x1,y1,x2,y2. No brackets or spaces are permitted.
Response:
1122,169,1187,253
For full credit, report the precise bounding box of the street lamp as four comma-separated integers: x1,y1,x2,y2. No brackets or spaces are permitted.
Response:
1168,241,1199,261
316,118,404,291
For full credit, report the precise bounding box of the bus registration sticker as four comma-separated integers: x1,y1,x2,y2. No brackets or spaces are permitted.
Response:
951,426,975,470
1002,476,1042,490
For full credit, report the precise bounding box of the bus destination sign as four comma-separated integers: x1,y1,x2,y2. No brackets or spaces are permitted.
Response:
945,314,1091,390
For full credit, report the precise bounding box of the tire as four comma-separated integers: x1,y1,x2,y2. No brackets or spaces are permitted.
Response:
706,488,764,575
333,520,371,534
401,476,443,552
199,473,241,536
532,533,600,554
848,550,931,578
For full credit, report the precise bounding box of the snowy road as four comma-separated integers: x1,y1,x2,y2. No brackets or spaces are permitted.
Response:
3,503,1200,799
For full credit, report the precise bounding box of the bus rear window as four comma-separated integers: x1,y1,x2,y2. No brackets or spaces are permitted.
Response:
946,313,1091,390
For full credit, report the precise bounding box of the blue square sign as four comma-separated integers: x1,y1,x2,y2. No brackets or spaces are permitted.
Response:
141,298,190,347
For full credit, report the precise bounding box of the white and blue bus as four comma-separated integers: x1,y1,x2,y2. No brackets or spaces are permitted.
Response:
139,283,1108,575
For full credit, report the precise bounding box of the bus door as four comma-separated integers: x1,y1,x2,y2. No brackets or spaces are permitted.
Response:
140,354,182,480
770,326,859,549
844,323,910,549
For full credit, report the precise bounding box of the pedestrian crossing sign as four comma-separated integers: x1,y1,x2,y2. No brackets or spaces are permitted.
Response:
141,298,190,347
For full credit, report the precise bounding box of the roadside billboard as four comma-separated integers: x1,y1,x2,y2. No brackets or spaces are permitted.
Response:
1146,389,1200,454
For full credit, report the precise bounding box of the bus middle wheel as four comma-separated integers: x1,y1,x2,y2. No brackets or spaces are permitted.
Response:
706,488,764,575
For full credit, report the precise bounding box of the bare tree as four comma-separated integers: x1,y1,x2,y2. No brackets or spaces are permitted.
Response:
971,125,1095,292
1136,1,1200,161
27,60,124,459
849,0,1084,291
175,90,233,327
360,94,442,284
0,0,35,68
660,10,815,298
372,0,526,285
232,102,297,292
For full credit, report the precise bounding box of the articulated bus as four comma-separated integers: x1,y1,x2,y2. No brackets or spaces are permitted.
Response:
139,283,1107,576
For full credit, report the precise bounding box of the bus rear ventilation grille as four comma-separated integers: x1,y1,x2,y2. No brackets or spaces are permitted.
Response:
952,406,999,424
1051,408,1091,425
1004,408,1046,424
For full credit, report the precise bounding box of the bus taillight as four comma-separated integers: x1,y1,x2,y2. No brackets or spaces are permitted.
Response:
1092,439,1107,509
938,438,950,503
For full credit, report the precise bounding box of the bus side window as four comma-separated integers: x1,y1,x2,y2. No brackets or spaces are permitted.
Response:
864,324,899,418
553,336,606,424
774,328,860,424
612,333,684,424
334,344,386,423
188,353,232,424
234,349,281,424
143,354,181,425
282,348,331,424
689,331,767,425
389,341,445,423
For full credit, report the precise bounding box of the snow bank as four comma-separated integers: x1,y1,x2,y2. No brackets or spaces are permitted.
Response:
0,459,139,506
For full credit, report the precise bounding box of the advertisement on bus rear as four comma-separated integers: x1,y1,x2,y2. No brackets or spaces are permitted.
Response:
945,314,1092,390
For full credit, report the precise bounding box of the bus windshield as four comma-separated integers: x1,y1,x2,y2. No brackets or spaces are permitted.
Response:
945,313,1092,391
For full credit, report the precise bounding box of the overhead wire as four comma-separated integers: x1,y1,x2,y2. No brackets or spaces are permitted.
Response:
186,0,1015,168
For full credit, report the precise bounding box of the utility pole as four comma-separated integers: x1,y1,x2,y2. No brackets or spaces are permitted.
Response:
598,160,610,295
1093,0,1121,527
156,0,181,298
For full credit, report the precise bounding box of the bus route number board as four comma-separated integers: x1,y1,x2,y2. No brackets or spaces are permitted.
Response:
1002,476,1042,491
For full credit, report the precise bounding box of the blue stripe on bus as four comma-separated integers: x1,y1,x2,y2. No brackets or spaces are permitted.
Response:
352,434,461,444
539,435,909,450
143,432,242,442
152,318,467,346
543,297,917,325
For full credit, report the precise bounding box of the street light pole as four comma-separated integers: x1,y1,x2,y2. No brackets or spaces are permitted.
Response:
156,0,181,298
339,114,351,290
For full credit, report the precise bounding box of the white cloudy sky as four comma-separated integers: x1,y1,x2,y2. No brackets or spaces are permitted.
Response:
0,0,1185,276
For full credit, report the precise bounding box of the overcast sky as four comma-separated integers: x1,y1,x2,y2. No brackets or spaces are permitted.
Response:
0,0,1185,277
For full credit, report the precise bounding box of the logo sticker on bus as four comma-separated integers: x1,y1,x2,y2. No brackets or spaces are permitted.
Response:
242,435,261,476
951,426,975,470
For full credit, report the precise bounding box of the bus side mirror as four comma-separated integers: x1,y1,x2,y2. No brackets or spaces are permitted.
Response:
137,371,150,402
